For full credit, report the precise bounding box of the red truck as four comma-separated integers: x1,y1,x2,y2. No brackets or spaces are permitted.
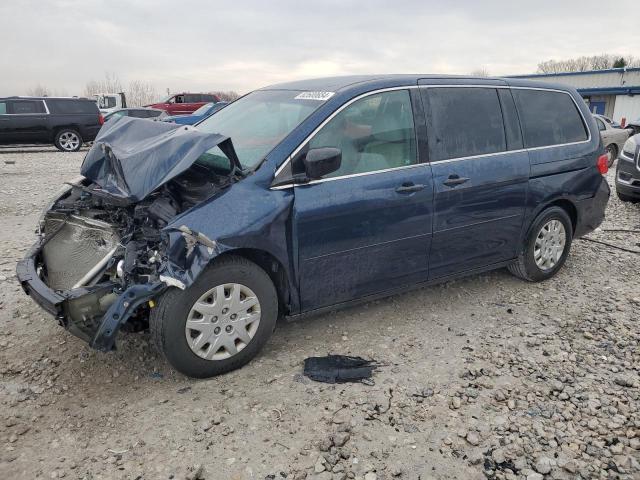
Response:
147,93,220,115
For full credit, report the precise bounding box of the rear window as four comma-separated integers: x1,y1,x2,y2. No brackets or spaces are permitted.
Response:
129,110,148,118
0,102,6,114
423,87,506,161
202,94,218,102
47,99,99,114
513,89,588,148
9,100,46,114
185,94,202,103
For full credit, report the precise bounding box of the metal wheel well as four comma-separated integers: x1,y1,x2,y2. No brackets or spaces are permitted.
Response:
549,199,577,233
53,125,82,140
217,249,291,315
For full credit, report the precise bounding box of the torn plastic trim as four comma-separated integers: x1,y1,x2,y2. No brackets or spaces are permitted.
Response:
158,224,224,290
90,282,166,351
159,274,186,290
80,116,243,203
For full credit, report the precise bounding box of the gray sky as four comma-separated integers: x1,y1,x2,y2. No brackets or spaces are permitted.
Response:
1,0,638,97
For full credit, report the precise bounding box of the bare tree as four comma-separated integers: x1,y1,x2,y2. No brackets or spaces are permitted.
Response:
212,90,240,102
84,72,124,97
127,80,159,107
537,55,640,74
26,84,50,97
470,68,490,78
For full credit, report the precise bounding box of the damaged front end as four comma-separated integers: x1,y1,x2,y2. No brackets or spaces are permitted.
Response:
16,117,241,351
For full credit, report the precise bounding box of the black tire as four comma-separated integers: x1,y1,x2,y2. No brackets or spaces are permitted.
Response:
150,255,278,378
508,206,573,282
605,144,618,168
54,128,83,152
617,191,638,203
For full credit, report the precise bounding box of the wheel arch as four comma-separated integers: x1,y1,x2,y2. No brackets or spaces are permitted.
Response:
52,125,83,142
521,197,578,247
214,248,293,317
548,198,577,233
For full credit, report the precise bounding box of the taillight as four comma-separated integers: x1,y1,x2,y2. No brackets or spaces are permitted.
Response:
597,154,608,175
98,114,104,125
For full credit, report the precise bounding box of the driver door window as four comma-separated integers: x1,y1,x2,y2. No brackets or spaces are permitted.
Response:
306,90,417,178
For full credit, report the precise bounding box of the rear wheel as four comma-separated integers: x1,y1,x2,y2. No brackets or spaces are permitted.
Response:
54,129,82,152
508,207,573,282
150,255,278,378
605,144,618,168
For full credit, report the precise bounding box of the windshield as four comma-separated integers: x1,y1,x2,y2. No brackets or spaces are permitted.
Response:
193,103,214,115
195,90,326,169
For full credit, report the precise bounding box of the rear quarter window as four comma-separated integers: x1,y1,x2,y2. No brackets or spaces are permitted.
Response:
47,99,100,115
9,100,46,114
423,87,506,161
513,89,588,148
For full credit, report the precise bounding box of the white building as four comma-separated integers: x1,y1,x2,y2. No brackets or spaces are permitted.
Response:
509,67,640,124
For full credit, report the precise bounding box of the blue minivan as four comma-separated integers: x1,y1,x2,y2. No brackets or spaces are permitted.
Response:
17,75,610,377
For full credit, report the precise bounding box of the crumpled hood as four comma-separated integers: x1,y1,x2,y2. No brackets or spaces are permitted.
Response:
81,116,238,203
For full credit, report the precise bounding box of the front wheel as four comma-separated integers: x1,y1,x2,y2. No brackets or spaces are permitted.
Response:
508,207,573,282
150,256,278,378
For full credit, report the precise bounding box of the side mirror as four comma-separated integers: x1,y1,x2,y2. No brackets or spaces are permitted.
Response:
303,147,341,179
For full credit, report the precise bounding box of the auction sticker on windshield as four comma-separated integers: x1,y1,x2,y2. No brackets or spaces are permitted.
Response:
294,91,335,101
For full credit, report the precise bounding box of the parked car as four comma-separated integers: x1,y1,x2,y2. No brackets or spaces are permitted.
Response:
163,102,228,125
103,107,167,122
615,133,640,202
593,114,630,167
597,114,622,129
147,93,220,115
16,75,610,378
0,96,103,151
625,118,640,136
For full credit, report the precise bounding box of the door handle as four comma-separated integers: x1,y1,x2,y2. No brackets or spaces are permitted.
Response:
443,174,470,187
395,182,425,194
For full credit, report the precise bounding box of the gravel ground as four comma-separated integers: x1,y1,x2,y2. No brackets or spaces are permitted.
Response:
0,147,638,480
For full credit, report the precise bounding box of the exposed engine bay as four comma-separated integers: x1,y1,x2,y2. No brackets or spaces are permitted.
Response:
45,163,229,285
17,116,244,350
36,164,232,341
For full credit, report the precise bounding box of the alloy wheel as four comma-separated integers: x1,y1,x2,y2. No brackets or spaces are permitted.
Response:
58,132,80,151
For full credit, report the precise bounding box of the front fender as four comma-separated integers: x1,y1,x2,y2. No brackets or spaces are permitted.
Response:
157,179,298,307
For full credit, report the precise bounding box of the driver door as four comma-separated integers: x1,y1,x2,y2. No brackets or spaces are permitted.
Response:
291,89,434,311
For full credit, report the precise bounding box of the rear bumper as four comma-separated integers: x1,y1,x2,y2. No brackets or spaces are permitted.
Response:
574,176,610,238
16,241,165,350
